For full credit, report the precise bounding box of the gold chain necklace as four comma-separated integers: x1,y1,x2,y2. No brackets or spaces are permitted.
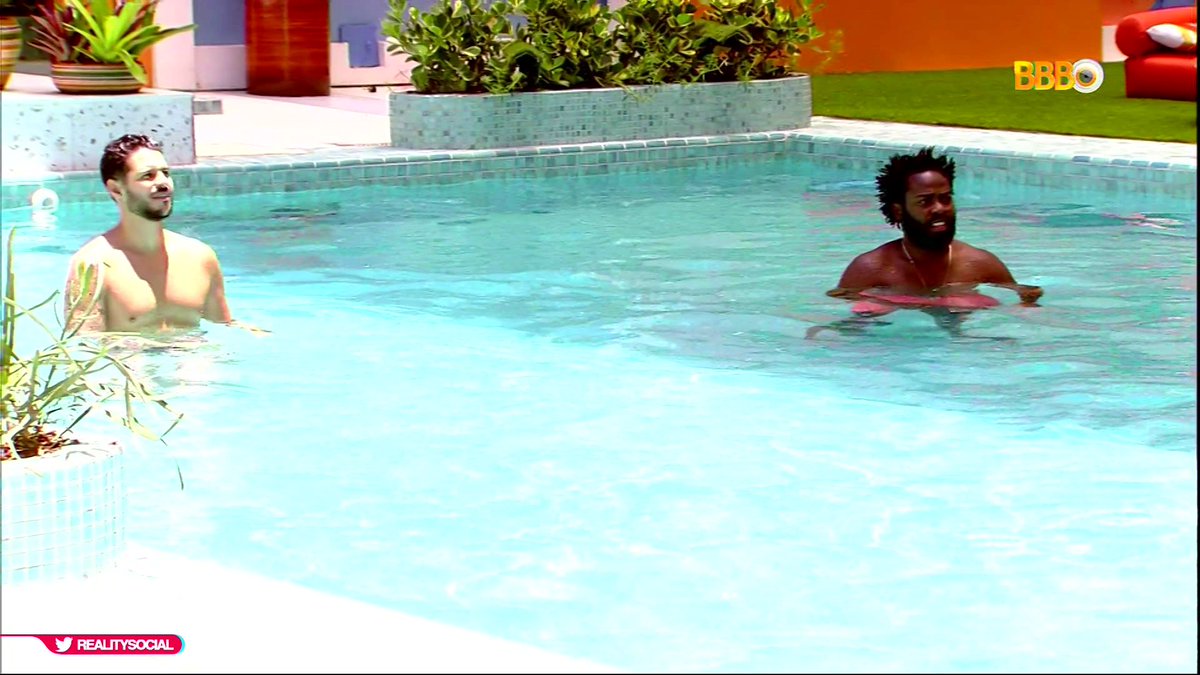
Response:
901,240,952,290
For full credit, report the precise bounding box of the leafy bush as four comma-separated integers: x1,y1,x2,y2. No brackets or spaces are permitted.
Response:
684,0,822,82
382,0,823,94
383,0,524,94
609,0,703,85
514,0,617,90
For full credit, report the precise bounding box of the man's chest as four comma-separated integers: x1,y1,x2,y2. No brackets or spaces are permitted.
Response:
102,255,210,326
878,253,986,289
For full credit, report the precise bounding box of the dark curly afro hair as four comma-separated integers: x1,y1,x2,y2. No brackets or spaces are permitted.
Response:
875,146,956,227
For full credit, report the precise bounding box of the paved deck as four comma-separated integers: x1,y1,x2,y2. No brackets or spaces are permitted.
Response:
193,88,393,157
1,545,619,674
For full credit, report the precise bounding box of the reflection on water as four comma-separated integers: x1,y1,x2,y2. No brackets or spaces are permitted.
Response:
77,328,247,411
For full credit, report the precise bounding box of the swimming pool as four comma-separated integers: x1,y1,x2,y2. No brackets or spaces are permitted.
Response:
6,156,1197,672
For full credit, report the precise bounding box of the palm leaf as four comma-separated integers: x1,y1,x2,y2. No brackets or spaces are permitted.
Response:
66,0,105,42
52,0,192,65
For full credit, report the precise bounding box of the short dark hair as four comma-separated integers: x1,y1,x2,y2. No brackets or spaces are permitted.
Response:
875,146,956,226
99,134,164,185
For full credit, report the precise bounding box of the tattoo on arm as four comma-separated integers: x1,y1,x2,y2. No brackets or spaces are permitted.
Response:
64,260,106,335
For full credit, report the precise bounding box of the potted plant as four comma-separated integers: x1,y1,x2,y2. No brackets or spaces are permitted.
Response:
0,0,38,90
381,0,824,149
26,0,195,94
1,229,182,583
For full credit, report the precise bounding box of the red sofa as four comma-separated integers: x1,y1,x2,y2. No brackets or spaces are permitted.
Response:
1115,6,1197,101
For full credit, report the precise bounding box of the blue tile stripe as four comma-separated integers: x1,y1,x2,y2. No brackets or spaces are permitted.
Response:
2,131,1194,210
389,77,813,150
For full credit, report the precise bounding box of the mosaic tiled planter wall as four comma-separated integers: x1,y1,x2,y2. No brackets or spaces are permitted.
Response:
0,82,195,179
1,441,126,584
389,75,812,150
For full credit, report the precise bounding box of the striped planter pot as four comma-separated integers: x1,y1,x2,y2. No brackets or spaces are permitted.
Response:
51,62,143,95
0,18,20,91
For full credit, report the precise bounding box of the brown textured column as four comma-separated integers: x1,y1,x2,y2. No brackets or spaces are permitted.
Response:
246,0,330,96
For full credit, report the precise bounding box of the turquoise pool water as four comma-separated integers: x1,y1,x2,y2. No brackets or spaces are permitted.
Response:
5,157,1197,672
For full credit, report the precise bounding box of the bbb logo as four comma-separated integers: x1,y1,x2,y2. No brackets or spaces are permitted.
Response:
1013,59,1105,93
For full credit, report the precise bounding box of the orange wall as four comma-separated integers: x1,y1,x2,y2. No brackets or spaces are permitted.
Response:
792,0,1106,74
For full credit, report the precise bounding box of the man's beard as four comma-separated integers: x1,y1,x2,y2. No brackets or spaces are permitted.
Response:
899,209,955,251
129,194,172,221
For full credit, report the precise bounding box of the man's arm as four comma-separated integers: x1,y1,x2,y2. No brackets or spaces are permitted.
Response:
825,252,884,299
202,250,232,324
976,251,1043,305
822,252,901,318
203,250,270,335
63,254,107,335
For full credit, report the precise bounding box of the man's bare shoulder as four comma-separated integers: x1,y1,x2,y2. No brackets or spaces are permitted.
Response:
950,240,1020,286
164,230,219,260
847,240,898,268
164,229,214,252
67,235,116,267
829,240,901,296
952,240,1000,262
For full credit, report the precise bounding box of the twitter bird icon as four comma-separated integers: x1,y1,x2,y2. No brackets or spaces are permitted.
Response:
55,637,72,653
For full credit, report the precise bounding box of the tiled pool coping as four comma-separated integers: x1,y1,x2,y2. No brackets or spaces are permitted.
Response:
1,121,1194,210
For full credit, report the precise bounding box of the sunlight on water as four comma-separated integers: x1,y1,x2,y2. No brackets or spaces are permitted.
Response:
4,157,1196,672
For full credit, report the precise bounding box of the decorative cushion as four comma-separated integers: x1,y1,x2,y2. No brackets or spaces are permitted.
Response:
1146,22,1198,52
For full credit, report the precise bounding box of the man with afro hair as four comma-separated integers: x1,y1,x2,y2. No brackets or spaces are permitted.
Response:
826,146,1043,319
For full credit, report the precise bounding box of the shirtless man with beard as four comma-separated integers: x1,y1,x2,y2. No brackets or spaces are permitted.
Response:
63,134,264,335
809,147,1042,338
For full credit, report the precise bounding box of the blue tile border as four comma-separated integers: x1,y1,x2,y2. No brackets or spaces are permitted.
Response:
2,130,1195,210
389,77,812,150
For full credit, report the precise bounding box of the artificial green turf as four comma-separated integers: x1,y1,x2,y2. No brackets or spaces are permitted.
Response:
810,63,1197,144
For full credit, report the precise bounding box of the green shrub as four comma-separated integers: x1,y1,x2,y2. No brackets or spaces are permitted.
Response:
514,0,617,90
610,0,704,85
382,0,525,94
684,0,822,82
382,0,823,94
